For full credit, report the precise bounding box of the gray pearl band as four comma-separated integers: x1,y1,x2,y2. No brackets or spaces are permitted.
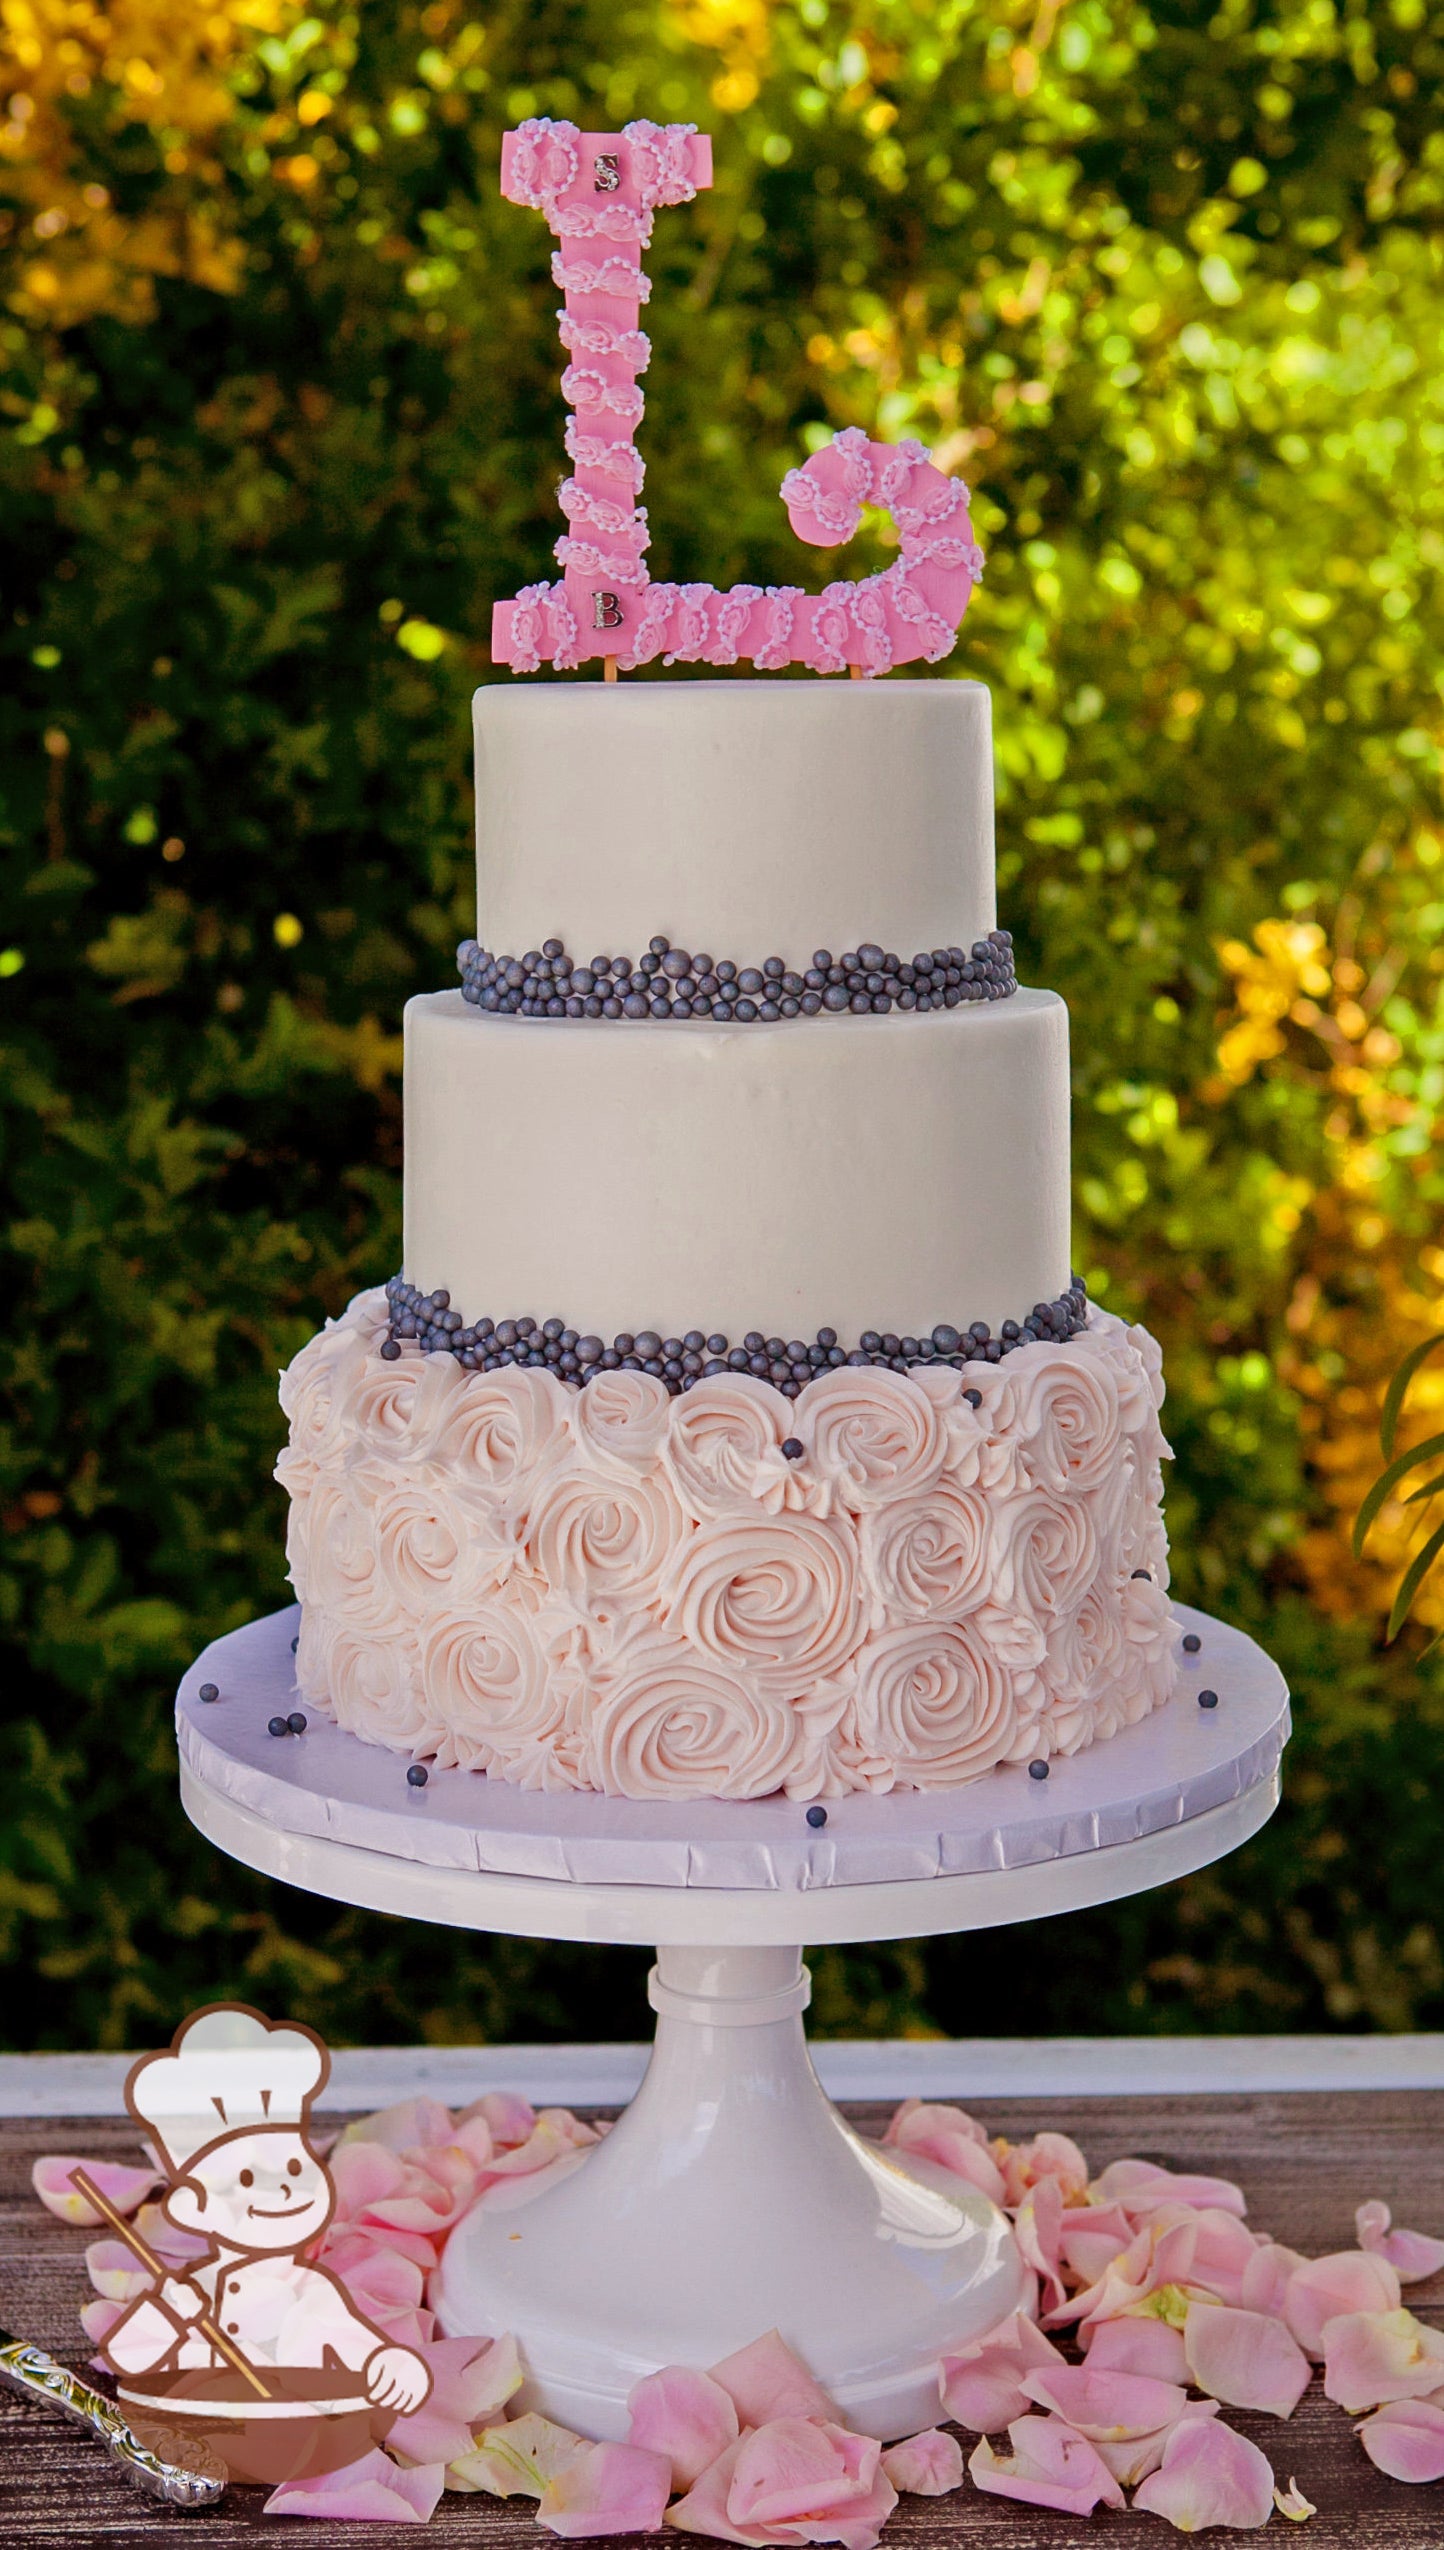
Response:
380,1274,1089,1398
456,932,1018,1021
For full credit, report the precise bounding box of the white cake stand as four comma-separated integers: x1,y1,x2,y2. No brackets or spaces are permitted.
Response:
176,1602,1287,2442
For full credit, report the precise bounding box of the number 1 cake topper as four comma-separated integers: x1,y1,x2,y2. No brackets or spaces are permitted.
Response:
491,118,985,679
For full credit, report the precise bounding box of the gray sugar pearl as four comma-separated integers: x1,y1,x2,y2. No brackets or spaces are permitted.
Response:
806,1805,828,1829
1198,1689,1219,1709
662,949,692,979
1182,1632,1201,1653
623,993,648,1018
1028,1759,1050,1780
781,1438,804,1460
268,1715,290,1737
407,1762,430,1786
199,1681,220,1702
287,1710,307,1734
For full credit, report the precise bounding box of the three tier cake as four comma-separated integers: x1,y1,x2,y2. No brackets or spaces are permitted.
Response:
276,678,1176,1800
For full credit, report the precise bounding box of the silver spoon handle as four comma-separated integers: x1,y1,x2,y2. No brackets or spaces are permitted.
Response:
0,2335,226,2509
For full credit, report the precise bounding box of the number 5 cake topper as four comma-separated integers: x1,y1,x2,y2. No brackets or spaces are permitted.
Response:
492,118,985,679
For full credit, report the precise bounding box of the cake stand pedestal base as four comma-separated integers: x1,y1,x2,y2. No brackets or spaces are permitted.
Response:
176,1601,1287,2442
434,1942,1020,2441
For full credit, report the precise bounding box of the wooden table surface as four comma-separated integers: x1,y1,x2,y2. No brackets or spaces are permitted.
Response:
3,2093,1441,2545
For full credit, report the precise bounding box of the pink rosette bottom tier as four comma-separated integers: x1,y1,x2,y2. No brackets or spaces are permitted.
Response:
276,1291,1176,1801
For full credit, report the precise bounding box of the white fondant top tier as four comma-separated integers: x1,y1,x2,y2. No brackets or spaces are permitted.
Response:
473,678,996,958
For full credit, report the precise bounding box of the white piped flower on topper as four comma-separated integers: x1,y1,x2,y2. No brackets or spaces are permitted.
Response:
99,2002,430,2483
491,118,984,678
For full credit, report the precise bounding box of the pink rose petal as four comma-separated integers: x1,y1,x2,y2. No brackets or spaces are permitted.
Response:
32,2156,160,2227
670,2438,775,2546
329,2241,426,2317
1183,2207,1265,2308
389,2333,523,2468
338,2097,457,2154
1274,2475,1318,2521
882,2101,1006,2205
967,2415,1124,2516
1082,2314,1188,2383
451,2412,590,2498
938,2309,1065,2430
628,2365,740,2491
330,2139,412,2216
457,2088,537,2149
326,2241,434,2348
1091,2396,1221,2490
1284,2250,1401,2358
879,2429,962,2497
324,2219,440,2279
263,2447,445,2522
996,2130,1091,2210
539,2439,672,2538
79,2296,123,2346
708,2331,836,2429
1356,2200,1444,2284
1021,2360,1188,2441
1059,2202,1135,2288
1011,2178,1066,2315
1184,2302,1312,2418
84,2237,150,2303
1240,2241,1308,2319
884,2095,988,2153
1356,2396,1444,2483
1090,2157,1248,2221
1052,2213,1198,2331
452,2111,497,2166
1322,2307,1444,2412
347,2154,474,2238
1132,2416,1275,2531
727,2419,895,2543
476,2110,600,2194
131,2200,209,2265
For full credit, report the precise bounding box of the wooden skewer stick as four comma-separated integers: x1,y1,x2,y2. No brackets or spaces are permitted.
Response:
849,663,864,680
604,656,619,682
70,2170,273,2402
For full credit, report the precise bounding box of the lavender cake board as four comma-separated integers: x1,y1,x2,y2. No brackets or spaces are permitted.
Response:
176,1603,1287,1897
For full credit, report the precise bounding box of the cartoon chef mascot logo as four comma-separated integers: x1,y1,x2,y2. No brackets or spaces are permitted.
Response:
102,2004,431,2484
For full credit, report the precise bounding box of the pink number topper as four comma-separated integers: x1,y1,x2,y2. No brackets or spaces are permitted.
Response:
492,118,984,678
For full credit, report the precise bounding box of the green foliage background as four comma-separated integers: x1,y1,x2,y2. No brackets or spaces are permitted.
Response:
2,0,1442,2051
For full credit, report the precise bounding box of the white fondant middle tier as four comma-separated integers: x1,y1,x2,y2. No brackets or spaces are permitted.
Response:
403,988,1071,1341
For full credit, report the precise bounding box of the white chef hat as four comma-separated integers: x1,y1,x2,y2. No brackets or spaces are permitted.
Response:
125,2004,329,2177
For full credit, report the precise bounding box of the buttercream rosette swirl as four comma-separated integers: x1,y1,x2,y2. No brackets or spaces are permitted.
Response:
277,1289,1179,1799
583,1630,818,1800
